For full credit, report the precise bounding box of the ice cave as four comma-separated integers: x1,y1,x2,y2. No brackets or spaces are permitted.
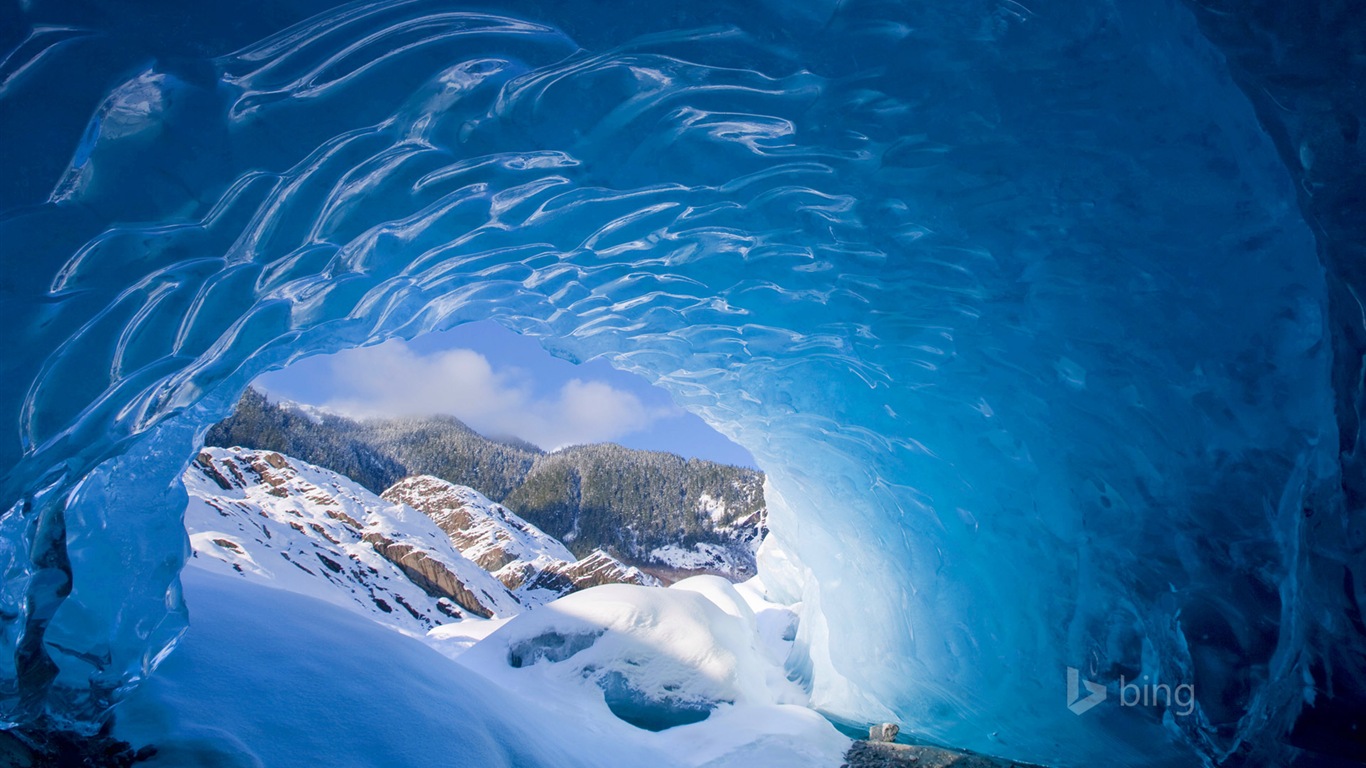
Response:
0,0,1363,766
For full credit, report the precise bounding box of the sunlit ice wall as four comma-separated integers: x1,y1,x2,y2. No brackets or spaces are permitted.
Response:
0,0,1338,765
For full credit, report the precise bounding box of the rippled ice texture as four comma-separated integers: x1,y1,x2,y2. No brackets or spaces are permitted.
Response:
0,0,1340,765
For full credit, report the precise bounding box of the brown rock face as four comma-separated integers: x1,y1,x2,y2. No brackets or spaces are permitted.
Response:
382,475,660,602
195,451,236,491
842,740,1045,768
362,532,496,618
545,550,659,591
382,477,521,572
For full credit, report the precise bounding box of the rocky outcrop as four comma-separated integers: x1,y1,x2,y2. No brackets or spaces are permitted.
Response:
868,723,899,743
384,476,659,604
362,532,494,618
383,476,574,577
186,450,666,634
545,549,658,591
842,740,1046,768
208,391,769,581
194,451,235,491
183,448,520,635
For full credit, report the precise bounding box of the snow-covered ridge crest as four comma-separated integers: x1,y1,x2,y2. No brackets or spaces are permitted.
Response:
208,391,768,581
185,448,660,639
384,476,575,572
274,398,341,424
184,447,521,634
383,475,659,605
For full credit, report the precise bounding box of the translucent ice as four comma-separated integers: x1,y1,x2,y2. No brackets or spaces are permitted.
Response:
0,0,1351,764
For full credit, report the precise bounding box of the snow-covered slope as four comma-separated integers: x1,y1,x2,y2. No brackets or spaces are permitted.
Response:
164,452,846,767
112,567,848,768
646,491,766,579
184,447,521,634
384,475,659,604
112,568,645,768
383,476,574,579
550,549,659,591
175,450,845,768
459,579,805,727
210,391,769,582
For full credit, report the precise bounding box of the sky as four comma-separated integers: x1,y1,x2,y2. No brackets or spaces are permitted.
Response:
253,320,758,468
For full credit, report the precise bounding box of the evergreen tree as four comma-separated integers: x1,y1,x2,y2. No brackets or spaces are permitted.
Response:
205,388,766,569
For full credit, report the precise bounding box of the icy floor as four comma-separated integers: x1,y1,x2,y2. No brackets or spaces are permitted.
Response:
112,567,849,768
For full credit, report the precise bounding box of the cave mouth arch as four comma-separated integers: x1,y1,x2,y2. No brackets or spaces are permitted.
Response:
0,1,1344,765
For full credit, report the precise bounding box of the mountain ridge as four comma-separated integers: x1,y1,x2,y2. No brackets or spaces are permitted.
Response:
185,447,659,637
205,388,767,580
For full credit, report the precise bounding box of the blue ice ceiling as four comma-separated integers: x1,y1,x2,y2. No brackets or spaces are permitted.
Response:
0,0,1362,765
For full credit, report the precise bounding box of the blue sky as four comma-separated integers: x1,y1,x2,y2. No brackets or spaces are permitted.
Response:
254,320,757,468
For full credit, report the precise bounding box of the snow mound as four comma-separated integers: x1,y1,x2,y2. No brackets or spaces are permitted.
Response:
111,568,635,768
112,567,846,768
461,577,808,733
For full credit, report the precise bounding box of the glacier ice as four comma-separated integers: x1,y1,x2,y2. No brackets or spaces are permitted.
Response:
0,0,1359,764
597,669,717,732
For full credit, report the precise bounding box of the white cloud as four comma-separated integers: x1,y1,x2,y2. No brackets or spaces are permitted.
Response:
316,340,674,450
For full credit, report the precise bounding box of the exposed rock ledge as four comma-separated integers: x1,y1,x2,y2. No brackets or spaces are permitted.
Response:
843,740,1048,768
362,532,494,618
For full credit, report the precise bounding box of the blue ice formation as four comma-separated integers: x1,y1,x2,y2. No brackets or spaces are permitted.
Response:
0,0,1360,765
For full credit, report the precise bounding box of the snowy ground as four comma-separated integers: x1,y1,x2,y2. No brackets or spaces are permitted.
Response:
117,448,849,766
448,576,848,766
112,560,849,767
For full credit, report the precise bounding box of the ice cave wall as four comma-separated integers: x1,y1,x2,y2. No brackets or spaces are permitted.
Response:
0,0,1356,765
1175,4,1366,754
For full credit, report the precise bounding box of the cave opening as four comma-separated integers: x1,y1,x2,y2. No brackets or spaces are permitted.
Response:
146,317,833,763
190,317,774,590
2,0,1362,766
